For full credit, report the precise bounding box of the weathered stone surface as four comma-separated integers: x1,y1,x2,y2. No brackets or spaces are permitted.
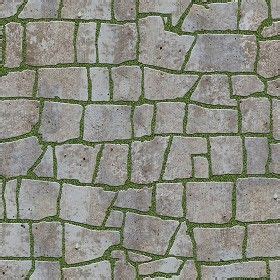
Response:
131,137,168,184
182,3,238,32
33,222,62,257
0,137,42,177
239,0,268,31
191,75,236,106
123,213,179,255
4,180,17,219
262,21,280,37
246,224,280,257
5,22,23,68
0,100,39,139
26,21,75,66
170,222,193,257
62,261,111,280
84,105,132,142
164,136,207,180
19,0,60,18
210,136,243,175
128,252,152,263
194,226,245,261
56,144,100,183
96,144,128,186
270,143,280,174
65,223,120,264
115,187,152,211
232,75,264,96
0,70,35,97
39,101,82,142
0,0,23,18
193,156,209,178
34,146,54,177
112,66,141,101
133,104,154,137
144,68,198,100
155,102,185,134
0,223,30,257
245,137,268,174
19,179,60,220
240,97,270,133
156,183,184,218
139,257,183,275
0,181,4,219
186,34,257,72
268,78,280,97
272,99,280,140
61,0,111,19
60,184,115,226
0,260,32,280
201,262,267,279
236,178,280,221
38,67,88,101
270,260,280,280
114,0,136,20
30,261,61,280
271,0,280,19
90,67,110,101
139,16,194,70
257,41,280,78
76,23,96,63
105,210,124,228
186,182,233,224
98,23,137,64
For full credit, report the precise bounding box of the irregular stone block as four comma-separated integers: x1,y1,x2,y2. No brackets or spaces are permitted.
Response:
270,143,280,174
114,0,136,20
84,105,132,142
96,144,129,186
210,136,243,175
131,137,168,184
65,224,119,264
144,68,198,100
33,222,62,257
98,23,137,64
26,21,75,66
0,70,35,97
0,100,39,139
186,34,257,72
0,223,30,257
0,0,24,18
245,137,268,174
38,67,88,101
236,178,280,221
268,78,280,97
19,179,60,220
232,75,264,96
113,251,136,280
115,187,152,211
156,183,184,218
112,66,141,101
194,226,245,261
4,180,17,219
272,99,280,140
262,21,280,37
123,213,179,255
56,144,100,183
186,182,233,224
0,260,32,279
240,97,270,133
128,252,152,263
246,224,280,257
34,146,54,178
105,210,124,228
133,104,154,137
30,261,61,280
139,16,194,70
186,104,238,134
5,22,23,68
60,184,115,226
193,156,209,179
90,67,110,101
182,3,238,31
0,137,42,177
39,101,82,142
76,23,97,63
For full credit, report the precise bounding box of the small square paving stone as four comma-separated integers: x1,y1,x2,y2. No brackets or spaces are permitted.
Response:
26,21,75,66
31,261,61,280
90,67,110,101
193,156,209,178
114,0,136,20
84,105,132,142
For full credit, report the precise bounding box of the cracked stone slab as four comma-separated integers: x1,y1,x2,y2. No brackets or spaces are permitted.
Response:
113,251,137,280
33,146,54,178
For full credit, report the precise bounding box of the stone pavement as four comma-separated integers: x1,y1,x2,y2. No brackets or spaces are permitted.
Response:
0,0,279,279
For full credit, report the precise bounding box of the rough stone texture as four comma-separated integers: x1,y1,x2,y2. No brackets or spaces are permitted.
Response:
26,21,75,66
186,182,233,224
236,178,280,221
4,180,17,219
114,0,136,20
268,78,280,97
105,210,124,228
272,99,280,140
182,3,238,32
133,104,154,137
186,34,257,72
113,251,136,280
262,21,280,37
38,67,88,101
90,67,110,101
0,0,24,18
128,252,152,263
232,75,264,96
60,184,115,226
194,226,245,261
30,261,61,280
193,156,209,179
0,260,32,279
33,146,54,177
270,260,280,280
270,143,280,174
271,0,280,19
